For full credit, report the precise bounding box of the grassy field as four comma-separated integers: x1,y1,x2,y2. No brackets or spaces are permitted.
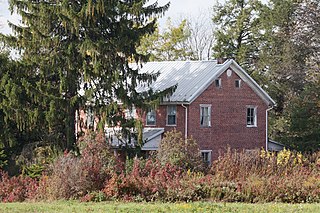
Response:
0,201,319,213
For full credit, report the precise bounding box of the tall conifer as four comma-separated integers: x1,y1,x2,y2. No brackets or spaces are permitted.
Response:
1,0,170,150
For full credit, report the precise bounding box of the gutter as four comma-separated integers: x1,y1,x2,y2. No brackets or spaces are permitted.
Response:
266,105,274,151
181,104,188,139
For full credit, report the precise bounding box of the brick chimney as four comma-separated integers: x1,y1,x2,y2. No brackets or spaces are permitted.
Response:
217,58,228,64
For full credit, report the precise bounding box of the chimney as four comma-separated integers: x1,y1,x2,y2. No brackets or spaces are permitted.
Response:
217,58,228,64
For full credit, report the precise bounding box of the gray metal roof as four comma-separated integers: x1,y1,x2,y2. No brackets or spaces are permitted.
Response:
135,60,275,106
136,60,224,102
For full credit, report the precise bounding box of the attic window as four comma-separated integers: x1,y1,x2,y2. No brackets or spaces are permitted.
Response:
235,79,241,88
215,78,221,88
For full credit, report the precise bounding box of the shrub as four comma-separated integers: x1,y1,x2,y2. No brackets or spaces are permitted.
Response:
157,130,204,172
103,158,211,202
209,149,320,203
37,132,115,200
0,170,38,202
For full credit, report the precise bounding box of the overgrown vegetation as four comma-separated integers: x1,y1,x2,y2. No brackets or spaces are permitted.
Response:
0,131,319,203
157,130,204,172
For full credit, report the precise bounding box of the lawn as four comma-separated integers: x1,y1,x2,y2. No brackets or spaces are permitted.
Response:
0,201,319,213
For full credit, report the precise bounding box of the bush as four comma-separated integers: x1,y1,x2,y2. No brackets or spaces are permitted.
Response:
103,158,211,202
0,170,38,202
208,148,320,203
37,132,115,200
157,130,204,172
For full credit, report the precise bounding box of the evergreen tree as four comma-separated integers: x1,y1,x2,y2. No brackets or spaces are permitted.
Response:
1,0,171,150
212,0,264,73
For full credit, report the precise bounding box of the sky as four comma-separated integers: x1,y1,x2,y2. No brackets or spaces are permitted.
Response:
0,0,215,34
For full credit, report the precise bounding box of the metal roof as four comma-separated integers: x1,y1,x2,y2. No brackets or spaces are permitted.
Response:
135,60,275,106
135,60,223,102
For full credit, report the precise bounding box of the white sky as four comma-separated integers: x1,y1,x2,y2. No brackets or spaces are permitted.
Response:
0,0,215,34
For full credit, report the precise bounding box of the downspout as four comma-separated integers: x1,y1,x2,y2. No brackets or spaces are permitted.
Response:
266,106,273,151
181,104,188,139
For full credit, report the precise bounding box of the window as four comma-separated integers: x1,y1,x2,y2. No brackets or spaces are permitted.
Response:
200,104,211,127
146,109,156,126
246,106,257,127
215,78,221,88
201,150,212,166
86,108,94,129
235,79,241,88
125,107,136,119
167,105,177,125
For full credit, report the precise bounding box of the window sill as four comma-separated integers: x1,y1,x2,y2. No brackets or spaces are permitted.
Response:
200,126,211,128
146,124,156,127
166,124,177,127
246,125,257,128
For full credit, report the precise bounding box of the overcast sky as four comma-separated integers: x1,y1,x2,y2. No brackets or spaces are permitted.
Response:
0,0,215,34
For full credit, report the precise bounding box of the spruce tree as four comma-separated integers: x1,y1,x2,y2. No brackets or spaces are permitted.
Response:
1,0,171,150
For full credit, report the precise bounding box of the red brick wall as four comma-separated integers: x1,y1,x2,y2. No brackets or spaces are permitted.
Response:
142,69,268,161
188,69,267,159
140,105,186,134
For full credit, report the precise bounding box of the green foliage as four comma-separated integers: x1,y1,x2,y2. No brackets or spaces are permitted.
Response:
1,201,320,213
0,0,172,152
138,18,193,61
282,82,320,151
0,149,7,169
212,0,265,73
212,0,320,151
157,130,204,172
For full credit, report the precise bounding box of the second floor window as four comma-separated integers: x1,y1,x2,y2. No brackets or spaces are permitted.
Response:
146,109,156,126
247,106,257,127
167,105,177,125
200,104,211,127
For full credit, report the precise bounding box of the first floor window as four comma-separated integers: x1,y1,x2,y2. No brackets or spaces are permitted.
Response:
125,107,136,119
246,106,257,127
200,104,211,127
201,150,212,166
167,105,177,125
86,108,94,129
146,109,156,126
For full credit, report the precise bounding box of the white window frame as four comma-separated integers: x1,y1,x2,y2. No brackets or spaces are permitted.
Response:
200,104,211,127
215,78,221,88
235,79,241,88
125,107,136,119
146,109,156,126
166,105,177,126
246,106,257,127
86,108,94,129
200,150,212,166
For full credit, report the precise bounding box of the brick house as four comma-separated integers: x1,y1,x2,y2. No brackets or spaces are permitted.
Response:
78,59,276,164
135,59,275,163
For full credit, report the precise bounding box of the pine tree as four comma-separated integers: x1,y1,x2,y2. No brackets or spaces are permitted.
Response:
1,0,171,150
212,0,264,73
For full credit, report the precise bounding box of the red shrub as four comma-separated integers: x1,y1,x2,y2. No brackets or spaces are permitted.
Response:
103,158,211,202
0,170,38,202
